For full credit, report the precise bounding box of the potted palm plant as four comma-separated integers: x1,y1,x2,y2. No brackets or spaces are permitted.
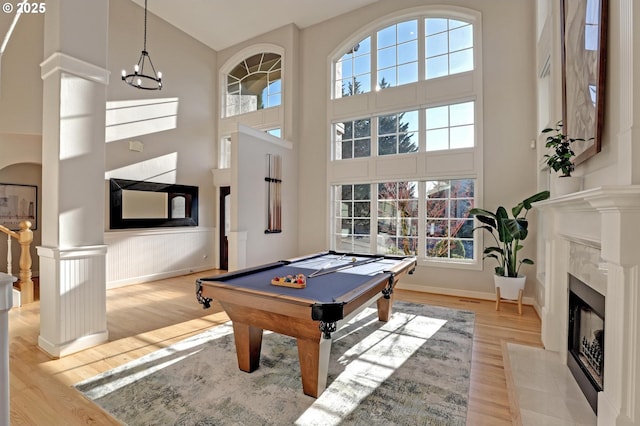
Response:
541,121,583,195
470,190,550,300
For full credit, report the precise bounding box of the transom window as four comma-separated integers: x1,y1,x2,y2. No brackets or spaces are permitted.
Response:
334,16,474,98
333,102,474,159
378,110,418,155
426,101,474,151
334,118,371,159
226,53,282,117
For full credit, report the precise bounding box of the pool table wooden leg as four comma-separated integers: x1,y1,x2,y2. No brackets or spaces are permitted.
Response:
297,335,332,398
376,292,395,321
232,322,263,372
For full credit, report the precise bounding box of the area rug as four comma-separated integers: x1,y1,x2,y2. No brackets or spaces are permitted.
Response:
75,301,474,425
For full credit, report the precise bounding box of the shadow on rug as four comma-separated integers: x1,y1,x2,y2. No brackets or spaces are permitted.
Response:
76,301,474,425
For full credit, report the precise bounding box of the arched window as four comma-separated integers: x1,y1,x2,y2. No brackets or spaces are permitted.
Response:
225,52,282,117
334,14,475,98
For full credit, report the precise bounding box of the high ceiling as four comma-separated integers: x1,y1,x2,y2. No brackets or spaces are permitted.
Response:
130,0,381,51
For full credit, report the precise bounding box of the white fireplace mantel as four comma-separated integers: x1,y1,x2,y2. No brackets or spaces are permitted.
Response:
536,185,640,426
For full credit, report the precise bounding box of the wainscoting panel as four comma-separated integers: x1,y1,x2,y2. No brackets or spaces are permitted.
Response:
105,227,215,289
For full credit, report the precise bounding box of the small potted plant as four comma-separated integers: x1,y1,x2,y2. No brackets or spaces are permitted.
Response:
470,190,550,300
541,121,583,195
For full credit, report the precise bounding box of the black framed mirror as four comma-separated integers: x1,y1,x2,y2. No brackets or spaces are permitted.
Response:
109,178,198,229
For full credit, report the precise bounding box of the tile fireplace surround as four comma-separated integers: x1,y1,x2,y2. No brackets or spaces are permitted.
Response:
537,185,640,426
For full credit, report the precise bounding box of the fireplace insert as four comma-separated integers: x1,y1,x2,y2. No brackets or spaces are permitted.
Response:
568,274,605,413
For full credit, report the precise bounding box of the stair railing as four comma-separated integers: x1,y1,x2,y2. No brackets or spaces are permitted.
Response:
0,220,33,304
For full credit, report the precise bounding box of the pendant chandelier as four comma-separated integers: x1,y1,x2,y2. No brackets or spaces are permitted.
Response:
121,0,163,90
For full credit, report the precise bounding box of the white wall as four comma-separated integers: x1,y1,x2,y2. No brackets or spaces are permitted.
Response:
0,12,44,135
0,0,219,287
101,0,218,285
105,227,214,288
230,125,298,269
106,0,217,228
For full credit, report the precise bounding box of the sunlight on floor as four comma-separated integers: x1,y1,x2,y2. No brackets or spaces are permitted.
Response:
295,308,447,425
76,323,235,400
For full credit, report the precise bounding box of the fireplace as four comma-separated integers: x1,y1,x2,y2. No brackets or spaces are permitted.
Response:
568,273,605,414
538,186,640,425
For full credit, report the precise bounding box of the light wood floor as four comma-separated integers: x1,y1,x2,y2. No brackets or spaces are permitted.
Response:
8,271,542,425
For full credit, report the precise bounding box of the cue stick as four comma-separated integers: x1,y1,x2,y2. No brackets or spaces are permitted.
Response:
308,254,346,277
308,256,385,278
266,154,272,231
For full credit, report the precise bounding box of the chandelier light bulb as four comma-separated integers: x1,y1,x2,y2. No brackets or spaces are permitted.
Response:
134,64,139,74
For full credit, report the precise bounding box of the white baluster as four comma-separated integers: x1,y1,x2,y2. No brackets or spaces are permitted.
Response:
6,234,11,276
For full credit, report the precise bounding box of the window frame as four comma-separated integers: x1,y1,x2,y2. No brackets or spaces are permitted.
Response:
330,6,479,100
225,52,283,117
327,6,483,270
330,179,479,269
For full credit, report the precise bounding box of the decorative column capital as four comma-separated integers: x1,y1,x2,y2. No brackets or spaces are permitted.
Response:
41,52,110,85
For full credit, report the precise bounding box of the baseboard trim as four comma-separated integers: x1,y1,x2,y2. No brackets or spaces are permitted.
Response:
107,265,215,289
396,282,537,307
38,329,109,358
12,288,20,308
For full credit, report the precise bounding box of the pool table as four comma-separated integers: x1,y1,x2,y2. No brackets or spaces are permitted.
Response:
195,250,416,397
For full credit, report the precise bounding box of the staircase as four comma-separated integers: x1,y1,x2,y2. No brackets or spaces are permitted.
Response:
0,221,34,307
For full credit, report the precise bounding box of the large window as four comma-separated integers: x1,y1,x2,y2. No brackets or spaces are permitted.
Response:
332,179,475,260
378,181,419,255
334,16,474,98
226,53,282,117
329,7,481,268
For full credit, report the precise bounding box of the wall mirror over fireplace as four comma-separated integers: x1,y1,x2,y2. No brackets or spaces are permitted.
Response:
561,0,608,164
109,178,199,229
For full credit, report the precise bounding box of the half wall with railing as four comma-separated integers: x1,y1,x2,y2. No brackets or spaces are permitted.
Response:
0,220,34,306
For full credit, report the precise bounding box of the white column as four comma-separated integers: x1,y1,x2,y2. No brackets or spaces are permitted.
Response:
38,0,110,357
0,272,17,426
588,195,640,426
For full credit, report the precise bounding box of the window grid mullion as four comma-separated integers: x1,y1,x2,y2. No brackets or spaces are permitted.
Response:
417,181,426,258
418,17,426,85
370,183,379,254
372,116,379,157
371,32,378,94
